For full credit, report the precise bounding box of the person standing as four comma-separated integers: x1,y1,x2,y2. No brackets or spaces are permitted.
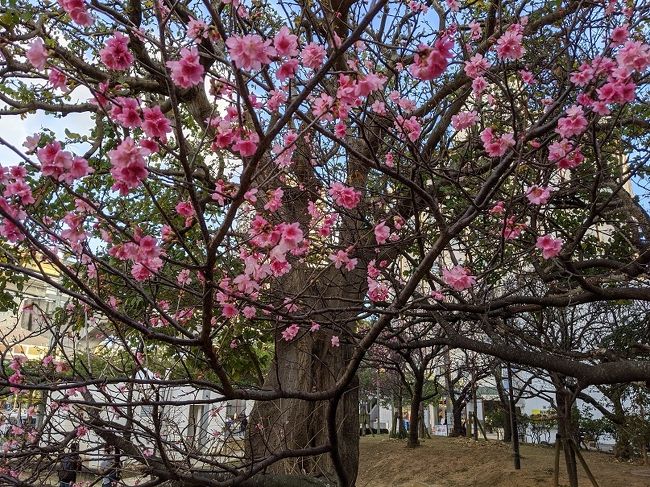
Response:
238,412,248,434
101,445,121,487
58,442,82,487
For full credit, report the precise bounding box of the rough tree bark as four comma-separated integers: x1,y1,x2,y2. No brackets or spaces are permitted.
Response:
495,370,512,442
555,380,579,487
407,370,425,448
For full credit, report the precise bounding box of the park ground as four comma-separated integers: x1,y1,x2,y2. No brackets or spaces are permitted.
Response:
357,435,650,487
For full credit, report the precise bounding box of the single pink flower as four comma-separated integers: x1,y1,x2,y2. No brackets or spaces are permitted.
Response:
26,38,48,70
142,106,171,140
451,111,478,131
556,105,588,139
273,26,299,57
442,266,476,291
108,137,149,195
329,182,361,209
222,303,239,318
374,221,390,244
489,201,505,215
464,53,490,79
282,323,300,341
409,36,454,80
100,33,133,71
226,34,276,71
496,26,525,60
536,234,563,259
167,48,204,88
526,185,552,205
301,42,326,69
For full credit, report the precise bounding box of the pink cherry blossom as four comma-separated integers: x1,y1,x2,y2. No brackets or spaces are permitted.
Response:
329,250,357,271
274,26,299,57
48,68,67,90
167,48,204,88
108,137,149,195
26,38,48,70
232,132,259,157
451,111,478,131
0,199,26,242
409,36,454,80
480,128,515,157
368,277,389,302
536,234,563,259
226,34,276,71
526,185,552,205
110,97,142,128
276,58,299,81
548,139,579,169
100,33,133,71
187,18,208,41
395,116,422,143
23,134,40,152
243,306,256,319
282,323,300,341
142,106,171,140
57,0,93,26
503,217,526,240
610,25,629,46
329,182,361,209
177,269,192,286
355,73,386,97
469,21,482,40
374,221,390,244
570,63,594,86
472,76,488,94
371,100,387,115
442,266,476,291
519,70,536,85
556,105,588,139
496,25,525,60
330,336,340,347
616,40,650,73
431,290,445,301
301,43,326,69
446,0,459,12
268,89,287,111
4,180,35,205
222,303,239,318
464,54,490,79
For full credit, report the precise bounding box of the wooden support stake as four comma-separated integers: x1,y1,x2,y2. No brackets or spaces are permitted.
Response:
571,439,600,487
553,434,561,487
476,413,488,440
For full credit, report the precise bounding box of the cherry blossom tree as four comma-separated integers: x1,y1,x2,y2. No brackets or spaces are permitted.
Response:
0,0,649,485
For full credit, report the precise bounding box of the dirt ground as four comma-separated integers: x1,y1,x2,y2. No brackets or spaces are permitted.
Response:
357,435,650,487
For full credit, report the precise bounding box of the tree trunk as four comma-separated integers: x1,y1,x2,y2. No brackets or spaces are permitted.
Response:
502,408,512,442
396,390,406,437
452,401,464,437
247,334,359,486
494,366,511,442
418,403,427,439
611,390,632,459
556,386,579,487
407,373,424,448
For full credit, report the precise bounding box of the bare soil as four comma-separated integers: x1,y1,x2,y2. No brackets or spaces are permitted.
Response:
357,435,650,487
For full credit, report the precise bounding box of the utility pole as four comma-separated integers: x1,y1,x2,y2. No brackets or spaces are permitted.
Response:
506,363,521,469
376,368,381,435
472,365,478,441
